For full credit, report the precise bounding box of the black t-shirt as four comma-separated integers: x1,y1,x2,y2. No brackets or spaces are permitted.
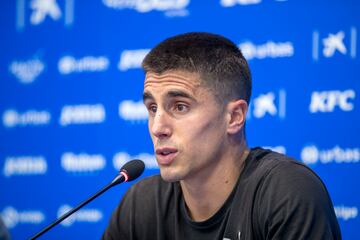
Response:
102,148,341,240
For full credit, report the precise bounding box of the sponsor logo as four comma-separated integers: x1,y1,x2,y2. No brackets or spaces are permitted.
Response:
220,0,287,7
263,145,286,154
102,0,190,16
30,0,62,25
309,89,355,113
119,100,148,122
334,205,358,221
312,27,357,60
58,205,102,227
113,152,158,170
1,206,45,229
58,56,110,74
61,152,106,173
301,145,360,165
3,156,47,177
9,58,45,84
221,0,261,6
60,104,106,126
118,49,150,71
16,0,74,31
323,31,347,57
247,90,286,119
2,109,51,128
239,41,294,60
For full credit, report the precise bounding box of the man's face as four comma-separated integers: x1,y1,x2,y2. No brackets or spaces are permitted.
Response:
143,70,229,182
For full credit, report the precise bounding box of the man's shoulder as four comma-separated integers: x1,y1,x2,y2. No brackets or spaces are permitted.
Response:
245,147,326,191
246,148,341,239
248,147,328,196
248,147,313,177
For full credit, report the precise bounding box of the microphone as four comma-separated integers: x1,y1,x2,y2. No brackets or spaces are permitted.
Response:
30,159,145,240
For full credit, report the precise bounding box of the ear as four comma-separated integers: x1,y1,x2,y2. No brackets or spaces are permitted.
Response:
226,99,248,135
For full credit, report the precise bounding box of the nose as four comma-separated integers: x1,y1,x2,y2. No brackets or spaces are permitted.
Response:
150,110,172,140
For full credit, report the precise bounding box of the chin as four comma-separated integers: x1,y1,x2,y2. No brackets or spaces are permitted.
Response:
159,168,183,183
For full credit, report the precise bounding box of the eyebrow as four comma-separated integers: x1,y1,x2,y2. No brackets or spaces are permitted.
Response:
143,92,154,103
143,90,194,103
166,90,194,100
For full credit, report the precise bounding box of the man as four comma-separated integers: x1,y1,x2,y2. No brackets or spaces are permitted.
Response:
103,32,341,239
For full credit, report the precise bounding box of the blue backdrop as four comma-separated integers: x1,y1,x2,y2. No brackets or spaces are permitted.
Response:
1,0,359,239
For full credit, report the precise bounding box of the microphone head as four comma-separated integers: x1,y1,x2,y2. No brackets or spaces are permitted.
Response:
120,159,145,182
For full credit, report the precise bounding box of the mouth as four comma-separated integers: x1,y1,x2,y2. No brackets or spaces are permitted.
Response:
155,147,178,165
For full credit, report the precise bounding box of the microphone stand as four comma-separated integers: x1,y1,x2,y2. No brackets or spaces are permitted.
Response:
30,176,124,240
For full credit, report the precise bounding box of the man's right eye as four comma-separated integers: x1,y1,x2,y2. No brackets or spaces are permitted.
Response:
148,105,157,113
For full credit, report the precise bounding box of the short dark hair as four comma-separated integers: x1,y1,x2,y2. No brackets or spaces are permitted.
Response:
142,32,252,104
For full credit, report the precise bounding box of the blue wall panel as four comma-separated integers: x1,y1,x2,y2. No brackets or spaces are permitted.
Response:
1,0,359,239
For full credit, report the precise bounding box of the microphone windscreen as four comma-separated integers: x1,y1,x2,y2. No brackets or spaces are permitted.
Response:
121,159,145,181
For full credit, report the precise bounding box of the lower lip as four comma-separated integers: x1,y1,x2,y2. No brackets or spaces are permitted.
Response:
156,152,178,166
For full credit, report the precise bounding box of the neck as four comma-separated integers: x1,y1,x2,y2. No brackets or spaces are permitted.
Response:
180,142,249,222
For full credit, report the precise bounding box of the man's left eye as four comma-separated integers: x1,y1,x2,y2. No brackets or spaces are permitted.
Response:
175,104,188,112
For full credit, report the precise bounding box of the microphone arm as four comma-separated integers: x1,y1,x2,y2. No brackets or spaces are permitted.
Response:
30,180,117,240
30,159,145,240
